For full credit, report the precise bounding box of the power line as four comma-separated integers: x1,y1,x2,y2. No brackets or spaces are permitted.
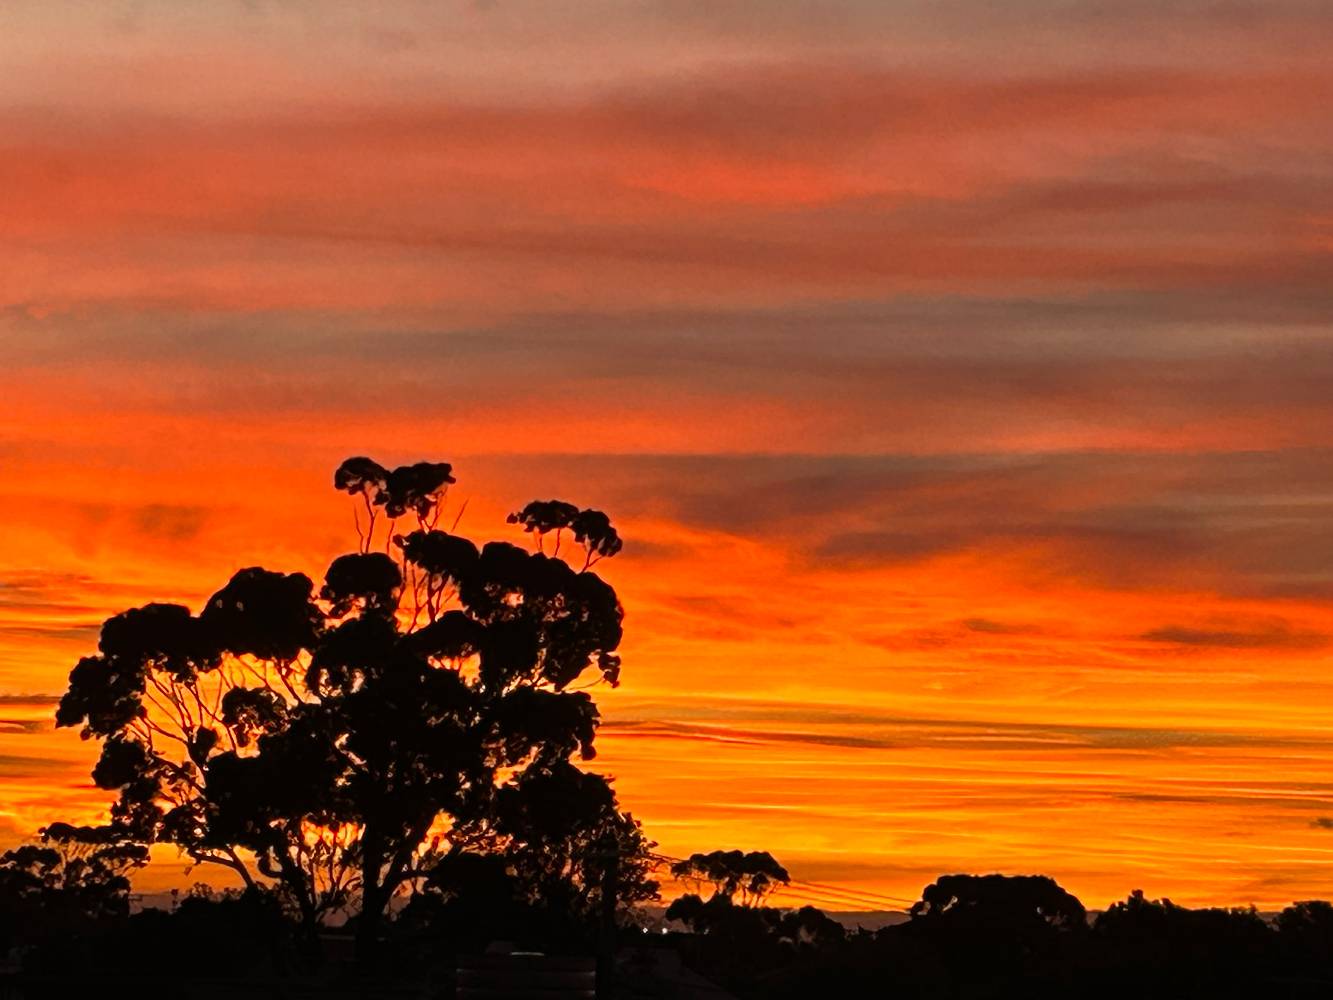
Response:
646,852,914,910
767,886,893,910
772,882,913,910
779,889,911,910
784,878,917,907
649,852,911,904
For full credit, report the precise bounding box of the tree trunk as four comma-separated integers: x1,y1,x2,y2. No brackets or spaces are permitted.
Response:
356,884,383,967
297,911,322,969
356,831,385,968
596,836,619,999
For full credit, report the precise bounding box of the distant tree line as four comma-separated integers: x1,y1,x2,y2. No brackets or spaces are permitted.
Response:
7,837,1333,997
660,869,1333,999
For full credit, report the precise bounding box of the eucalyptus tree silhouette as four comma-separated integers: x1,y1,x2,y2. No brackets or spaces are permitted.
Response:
1277,898,1333,963
670,849,790,908
664,849,792,946
0,823,148,951
1087,890,1280,996
895,874,1089,995
54,456,648,960
909,873,1087,932
401,763,659,951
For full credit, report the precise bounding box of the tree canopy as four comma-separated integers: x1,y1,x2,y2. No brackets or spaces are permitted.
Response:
670,849,791,907
908,873,1087,933
53,456,651,958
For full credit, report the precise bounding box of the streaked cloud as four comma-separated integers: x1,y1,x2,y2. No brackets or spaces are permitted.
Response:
1141,622,1331,652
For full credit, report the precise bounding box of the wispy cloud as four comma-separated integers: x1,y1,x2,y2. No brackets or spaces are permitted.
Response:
1141,622,1330,651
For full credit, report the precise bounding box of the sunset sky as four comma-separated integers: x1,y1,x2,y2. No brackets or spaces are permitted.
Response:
4,1,1333,911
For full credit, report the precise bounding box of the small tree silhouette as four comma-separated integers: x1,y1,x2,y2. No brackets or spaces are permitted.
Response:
54,456,650,959
0,823,148,951
670,849,790,908
909,873,1087,933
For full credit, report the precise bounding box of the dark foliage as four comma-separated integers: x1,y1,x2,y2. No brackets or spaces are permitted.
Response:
507,500,623,568
0,823,147,953
668,876,1333,1000
16,884,294,981
670,849,791,907
910,873,1087,932
50,455,645,963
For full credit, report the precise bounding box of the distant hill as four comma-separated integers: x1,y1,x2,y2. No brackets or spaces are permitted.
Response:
638,905,911,933
823,910,911,932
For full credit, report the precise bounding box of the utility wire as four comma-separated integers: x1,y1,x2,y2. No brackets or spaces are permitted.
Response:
646,852,914,910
